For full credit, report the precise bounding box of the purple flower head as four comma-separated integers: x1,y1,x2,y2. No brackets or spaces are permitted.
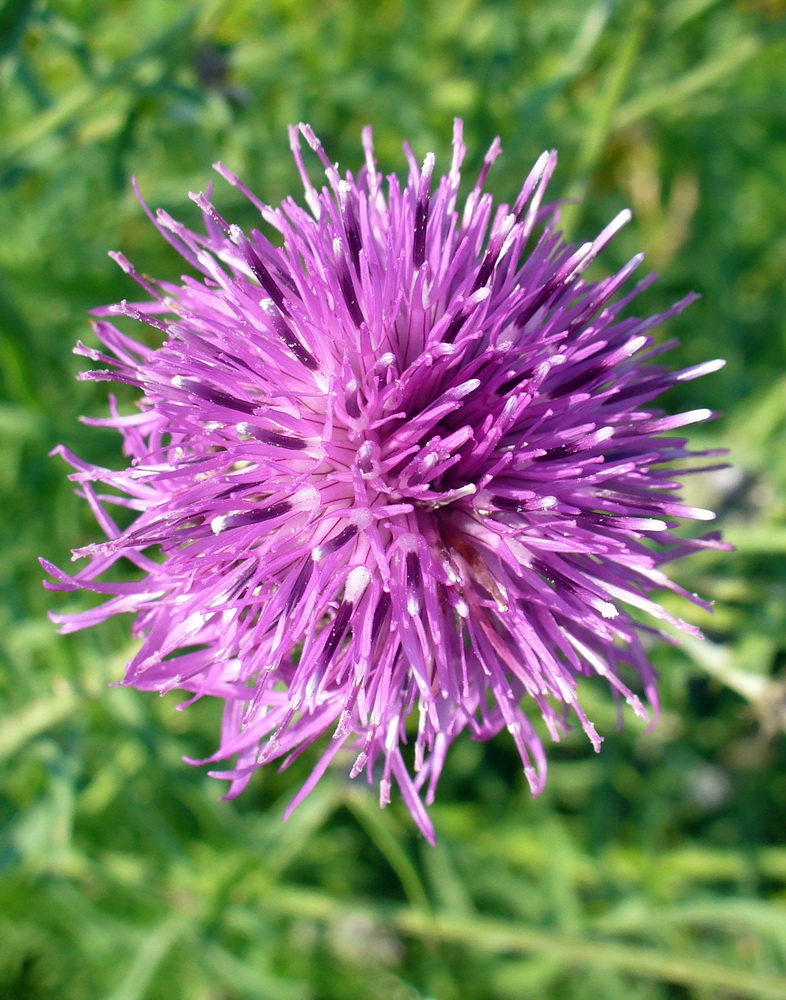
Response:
44,121,725,843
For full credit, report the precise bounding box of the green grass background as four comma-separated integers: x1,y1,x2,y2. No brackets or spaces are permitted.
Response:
2,0,786,997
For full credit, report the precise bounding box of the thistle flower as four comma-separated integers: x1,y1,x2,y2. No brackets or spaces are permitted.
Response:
44,121,725,843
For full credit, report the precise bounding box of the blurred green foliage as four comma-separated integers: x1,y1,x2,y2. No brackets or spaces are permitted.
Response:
1,0,786,997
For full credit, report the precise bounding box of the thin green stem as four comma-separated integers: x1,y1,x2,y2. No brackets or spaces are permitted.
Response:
559,2,648,239
260,887,786,999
